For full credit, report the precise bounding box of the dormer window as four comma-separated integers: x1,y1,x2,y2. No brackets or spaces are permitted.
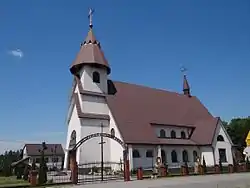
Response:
171,130,176,138
181,131,186,139
159,129,166,138
92,71,100,83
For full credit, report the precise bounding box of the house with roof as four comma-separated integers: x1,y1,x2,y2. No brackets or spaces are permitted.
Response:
22,144,65,170
64,13,234,171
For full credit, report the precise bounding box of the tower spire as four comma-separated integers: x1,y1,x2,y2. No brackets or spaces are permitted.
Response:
70,9,110,75
181,66,191,96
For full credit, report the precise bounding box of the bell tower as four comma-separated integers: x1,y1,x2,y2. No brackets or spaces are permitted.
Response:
64,9,111,168
70,9,110,94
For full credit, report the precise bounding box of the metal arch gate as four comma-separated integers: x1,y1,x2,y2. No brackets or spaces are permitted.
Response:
77,161,125,183
68,132,130,184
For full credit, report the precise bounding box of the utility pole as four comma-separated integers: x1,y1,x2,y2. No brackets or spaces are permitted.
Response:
99,123,106,181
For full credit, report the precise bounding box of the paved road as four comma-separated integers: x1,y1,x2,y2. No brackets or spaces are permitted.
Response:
52,173,250,188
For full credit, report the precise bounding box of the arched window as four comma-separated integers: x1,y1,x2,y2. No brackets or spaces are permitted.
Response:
132,149,140,158
171,150,178,163
181,131,186,139
182,150,189,162
69,130,76,147
110,128,115,137
161,150,167,163
171,130,176,138
92,71,100,83
146,150,153,158
193,151,198,162
159,129,166,138
217,135,224,141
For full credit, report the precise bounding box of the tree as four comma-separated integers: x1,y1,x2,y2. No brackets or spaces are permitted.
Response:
23,165,29,180
38,142,48,185
246,157,250,170
0,150,22,177
225,117,250,148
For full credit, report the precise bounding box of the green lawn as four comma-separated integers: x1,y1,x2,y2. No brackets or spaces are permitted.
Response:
0,176,29,187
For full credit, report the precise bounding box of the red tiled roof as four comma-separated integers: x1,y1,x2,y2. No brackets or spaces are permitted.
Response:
24,144,64,156
70,28,110,75
106,81,218,145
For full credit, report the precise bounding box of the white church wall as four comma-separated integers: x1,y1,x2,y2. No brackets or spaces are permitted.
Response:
161,145,199,168
212,120,233,165
132,145,200,170
109,111,124,164
81,95,108,115
132,145,156,170
200,146,214,166
64,105,82,168
78,119,110,164
80,66,108,94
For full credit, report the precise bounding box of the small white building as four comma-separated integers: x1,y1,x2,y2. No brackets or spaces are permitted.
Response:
22,144,64,170
64,16,234,171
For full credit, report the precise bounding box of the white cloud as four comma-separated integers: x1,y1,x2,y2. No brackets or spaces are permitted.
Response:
8,49,23,58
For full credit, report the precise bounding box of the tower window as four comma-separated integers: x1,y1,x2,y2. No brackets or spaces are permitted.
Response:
92,71,100,83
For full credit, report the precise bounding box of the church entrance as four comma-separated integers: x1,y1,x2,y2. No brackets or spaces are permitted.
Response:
67,132,130,184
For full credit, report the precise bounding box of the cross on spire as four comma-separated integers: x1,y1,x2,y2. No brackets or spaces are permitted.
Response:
88,8,95,28
180,65,188,75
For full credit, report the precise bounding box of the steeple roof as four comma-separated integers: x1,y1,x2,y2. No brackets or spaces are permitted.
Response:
70,25,110,75
183,75,191,96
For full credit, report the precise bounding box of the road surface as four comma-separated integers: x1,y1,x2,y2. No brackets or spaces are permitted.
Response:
50,173,250,188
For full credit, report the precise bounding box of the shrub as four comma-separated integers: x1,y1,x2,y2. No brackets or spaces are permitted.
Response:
202,156,207,173
219,158,223,172
246,157,250,170
23,165,29,180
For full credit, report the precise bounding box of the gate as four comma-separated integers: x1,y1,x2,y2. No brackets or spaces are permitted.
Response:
78,161,124,183
67,131,130,184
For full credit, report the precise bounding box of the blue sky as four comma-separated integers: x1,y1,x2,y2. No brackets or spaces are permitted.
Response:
0,0,249,152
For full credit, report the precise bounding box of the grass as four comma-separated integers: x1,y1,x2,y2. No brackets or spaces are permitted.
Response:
0,176,29,187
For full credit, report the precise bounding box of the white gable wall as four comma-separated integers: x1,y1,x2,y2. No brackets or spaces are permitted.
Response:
64,105,82,169
109,111,124,163
212,120,233,165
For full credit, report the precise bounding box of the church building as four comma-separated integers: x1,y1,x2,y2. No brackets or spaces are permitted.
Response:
64,12,234,171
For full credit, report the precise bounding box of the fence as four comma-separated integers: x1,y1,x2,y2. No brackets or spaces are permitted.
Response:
77,161,125,184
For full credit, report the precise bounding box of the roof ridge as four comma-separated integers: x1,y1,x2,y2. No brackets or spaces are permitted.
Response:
113,80,197,98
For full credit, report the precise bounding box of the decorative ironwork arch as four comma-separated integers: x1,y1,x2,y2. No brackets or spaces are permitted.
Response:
70,132,127,151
